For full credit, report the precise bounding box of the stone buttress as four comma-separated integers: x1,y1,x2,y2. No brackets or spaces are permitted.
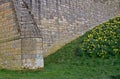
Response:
0,0,44,70
0,0,120,70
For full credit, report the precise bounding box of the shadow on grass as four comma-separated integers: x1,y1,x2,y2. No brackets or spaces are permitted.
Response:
109,75,120,79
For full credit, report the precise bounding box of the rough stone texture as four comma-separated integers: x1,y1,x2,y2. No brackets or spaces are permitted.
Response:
0,1,21,69
25,0,120,56
0,0,43,70
21,38,43,69
0,0,120,70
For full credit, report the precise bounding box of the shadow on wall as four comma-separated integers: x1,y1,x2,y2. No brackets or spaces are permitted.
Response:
109,75,120,79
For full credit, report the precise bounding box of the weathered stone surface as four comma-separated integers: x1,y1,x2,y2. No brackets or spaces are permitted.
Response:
32,0,120,56
0,0,43,70
21,38,43,69
0,1,21,70
0,0,120,70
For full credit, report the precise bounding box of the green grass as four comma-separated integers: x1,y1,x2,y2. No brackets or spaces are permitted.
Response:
0,16,120,79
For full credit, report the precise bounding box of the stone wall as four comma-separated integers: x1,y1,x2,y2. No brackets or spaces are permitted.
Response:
0,1,43,70
0,1,21,69
0,2,19,41
21,38,43,69
0,0,120,70
0,39,21,69
24,0,120,56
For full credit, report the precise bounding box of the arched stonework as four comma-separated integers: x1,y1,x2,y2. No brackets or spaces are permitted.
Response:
0,0,120,70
